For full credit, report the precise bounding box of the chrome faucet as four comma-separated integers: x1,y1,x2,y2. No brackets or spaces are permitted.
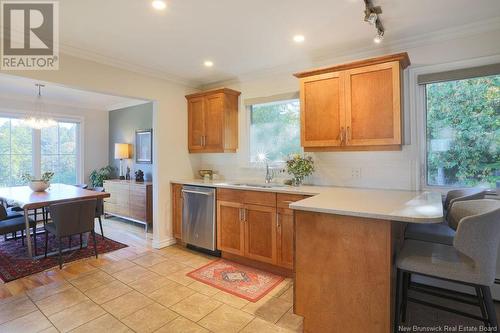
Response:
265,162,275,184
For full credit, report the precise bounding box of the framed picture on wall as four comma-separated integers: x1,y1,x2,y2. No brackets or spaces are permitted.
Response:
136,129,152,164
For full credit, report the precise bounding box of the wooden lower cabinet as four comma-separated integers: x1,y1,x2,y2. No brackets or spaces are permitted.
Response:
244,204,277,264
171,183,183,239
276,208,294,269
217,201,245,256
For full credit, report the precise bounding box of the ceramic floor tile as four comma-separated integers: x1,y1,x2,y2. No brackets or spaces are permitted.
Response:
102,290,154,319
0,292,27,306
60,261,98,280
128,273,175,294
39,326,60,333
276,309,303,332
99,259,136,274
187,281,220,296
154,316,209,333
48,299,105,332
183,256,215,269
170,293,222,322
148,283,196,307
70,313,132,333
198,304,254,333
0,310,52,333
165,267,196,286
149,261,190,276
132,253,168,267
212,291,250,309
113,264,152,284
70,269,116,292
240,317,295,333
26,280,73,302
242,296,292,323
0,296,37,325
35,287,88,316
84,280,132,304
122,302,178,333
266,279,293,298
278,287,293,303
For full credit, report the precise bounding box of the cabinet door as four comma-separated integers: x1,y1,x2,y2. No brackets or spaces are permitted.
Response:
188,96,205,151
344,61,401,146
300,72,345,147
172,184,183,239
129,185,147,222
277,208,294,269
244,204,277,264
217,201,245,256
204,94,224,151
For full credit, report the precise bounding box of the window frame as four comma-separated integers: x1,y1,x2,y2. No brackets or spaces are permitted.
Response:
246,98,302,166
411,55,500,191
0,109,84,186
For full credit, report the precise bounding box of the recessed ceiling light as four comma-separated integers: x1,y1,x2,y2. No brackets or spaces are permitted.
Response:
152,0,166,10
204,60,214,67
293,35,305,43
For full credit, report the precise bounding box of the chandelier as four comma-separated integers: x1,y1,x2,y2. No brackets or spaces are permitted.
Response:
23,84,56,129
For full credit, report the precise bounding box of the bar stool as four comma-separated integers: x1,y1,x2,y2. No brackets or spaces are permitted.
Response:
395,199,500,331
404,188,485,245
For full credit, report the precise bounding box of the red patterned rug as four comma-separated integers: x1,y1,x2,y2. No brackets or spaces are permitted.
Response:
0,230,127,282
186,259,284,302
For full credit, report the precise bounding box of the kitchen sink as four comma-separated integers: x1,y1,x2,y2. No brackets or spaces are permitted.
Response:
230,183,288,188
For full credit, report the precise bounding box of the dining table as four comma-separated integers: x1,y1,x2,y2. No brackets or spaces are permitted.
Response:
0,183,110,259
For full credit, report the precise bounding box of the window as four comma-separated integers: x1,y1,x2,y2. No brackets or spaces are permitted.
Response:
0,116,80,187
425,74,499,187
0,118,33,186
249,99,301,163
41,122,78,185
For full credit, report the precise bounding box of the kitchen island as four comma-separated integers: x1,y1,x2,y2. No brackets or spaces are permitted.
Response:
171,180,443,333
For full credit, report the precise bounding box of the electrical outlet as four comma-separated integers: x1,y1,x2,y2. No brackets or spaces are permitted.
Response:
351,167,362,179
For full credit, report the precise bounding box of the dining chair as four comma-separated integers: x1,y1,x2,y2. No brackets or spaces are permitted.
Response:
0,206,37,254
93,187,105,239
395,199,500,331
44,199,98,269
404,188,485,245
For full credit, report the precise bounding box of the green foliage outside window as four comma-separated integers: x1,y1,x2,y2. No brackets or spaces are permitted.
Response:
426,75,499,187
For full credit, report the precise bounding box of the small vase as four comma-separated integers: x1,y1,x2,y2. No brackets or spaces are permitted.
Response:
292,176,304,187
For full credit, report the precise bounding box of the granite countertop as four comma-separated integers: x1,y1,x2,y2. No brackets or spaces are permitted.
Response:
171,179,444,223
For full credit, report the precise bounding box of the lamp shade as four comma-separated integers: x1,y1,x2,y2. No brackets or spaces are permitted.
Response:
114,143,130,159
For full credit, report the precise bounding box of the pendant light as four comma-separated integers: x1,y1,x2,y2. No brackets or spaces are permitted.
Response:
23,84,56,129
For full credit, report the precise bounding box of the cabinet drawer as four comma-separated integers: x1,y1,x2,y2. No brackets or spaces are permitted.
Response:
104,202,128,216
217,188,276,207
277,193,309,209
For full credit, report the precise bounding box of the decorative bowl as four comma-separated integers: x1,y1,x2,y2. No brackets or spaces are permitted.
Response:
29,181,50,192
198,169,213,178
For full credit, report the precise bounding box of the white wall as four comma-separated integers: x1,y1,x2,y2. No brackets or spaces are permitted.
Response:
198,27,500,191
0,54,201,249
0,96,109,183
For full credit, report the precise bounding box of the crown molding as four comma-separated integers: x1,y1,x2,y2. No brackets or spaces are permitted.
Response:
201,17,500,89
59,43,202,89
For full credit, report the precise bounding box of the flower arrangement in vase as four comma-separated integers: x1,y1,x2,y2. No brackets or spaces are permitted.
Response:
284,154,314,186
21,171,54,192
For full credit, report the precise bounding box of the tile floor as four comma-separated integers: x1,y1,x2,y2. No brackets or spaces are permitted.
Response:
0,218,299,332
0,217,498,332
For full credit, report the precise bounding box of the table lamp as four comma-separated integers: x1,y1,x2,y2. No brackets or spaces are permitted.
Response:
114,143,130,180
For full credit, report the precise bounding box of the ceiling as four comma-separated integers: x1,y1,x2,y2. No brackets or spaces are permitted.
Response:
57,0,500,86
0,74,148,111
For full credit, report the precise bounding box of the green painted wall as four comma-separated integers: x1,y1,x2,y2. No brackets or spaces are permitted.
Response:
108,102,153,181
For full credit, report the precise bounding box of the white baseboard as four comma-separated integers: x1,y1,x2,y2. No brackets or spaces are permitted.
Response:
152,237,177,249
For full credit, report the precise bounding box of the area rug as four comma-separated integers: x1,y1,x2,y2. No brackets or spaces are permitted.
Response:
186,259,284,302
0,230,127,282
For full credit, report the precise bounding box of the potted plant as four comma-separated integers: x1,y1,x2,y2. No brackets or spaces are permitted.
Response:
89,165,115,188
22,171,54,192
285,154,314,186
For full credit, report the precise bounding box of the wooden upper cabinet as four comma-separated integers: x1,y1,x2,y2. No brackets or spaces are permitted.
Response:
301,72,344,147
295,52,410,151
186,88,241,153
345,61,401,146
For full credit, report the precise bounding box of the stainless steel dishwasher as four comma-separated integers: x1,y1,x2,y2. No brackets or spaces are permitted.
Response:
181,185,219,255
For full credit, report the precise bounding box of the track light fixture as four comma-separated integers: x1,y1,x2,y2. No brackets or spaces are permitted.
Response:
364,0,385,43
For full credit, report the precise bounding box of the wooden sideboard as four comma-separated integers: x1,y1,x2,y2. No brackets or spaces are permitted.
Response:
103,179,153,232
